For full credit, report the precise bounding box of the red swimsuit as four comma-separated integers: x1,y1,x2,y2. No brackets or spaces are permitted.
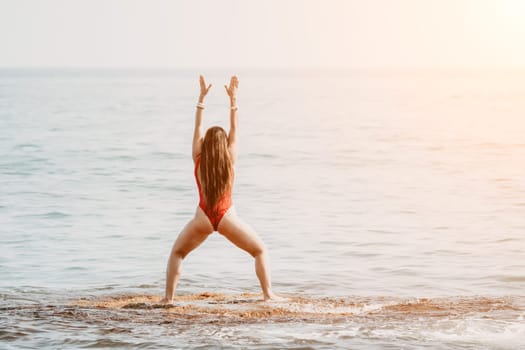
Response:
194,156,233,231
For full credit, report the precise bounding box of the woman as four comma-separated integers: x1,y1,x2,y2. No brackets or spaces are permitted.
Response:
161,75,279,303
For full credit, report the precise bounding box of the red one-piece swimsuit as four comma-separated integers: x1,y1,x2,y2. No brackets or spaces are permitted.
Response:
194,155,233,231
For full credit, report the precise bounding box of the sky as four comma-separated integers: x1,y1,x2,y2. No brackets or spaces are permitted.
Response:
1,0,524,69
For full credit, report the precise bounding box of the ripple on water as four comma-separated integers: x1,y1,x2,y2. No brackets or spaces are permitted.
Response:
14,211,71,219
14,143,41,150
496,275,525,283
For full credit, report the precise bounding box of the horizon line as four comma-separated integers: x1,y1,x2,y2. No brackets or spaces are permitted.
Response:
1,65,525,72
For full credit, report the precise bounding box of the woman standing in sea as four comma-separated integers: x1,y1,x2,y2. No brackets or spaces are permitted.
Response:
161,74,280,303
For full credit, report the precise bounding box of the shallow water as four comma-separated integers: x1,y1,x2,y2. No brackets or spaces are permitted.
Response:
2,291,525,349
1,68,525,348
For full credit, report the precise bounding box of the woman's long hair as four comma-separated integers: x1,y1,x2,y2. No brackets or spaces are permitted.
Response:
200,126,234,209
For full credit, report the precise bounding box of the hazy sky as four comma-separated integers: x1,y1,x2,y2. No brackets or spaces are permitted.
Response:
1,0,524,68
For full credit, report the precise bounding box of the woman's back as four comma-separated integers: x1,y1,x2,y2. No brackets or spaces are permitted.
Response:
194,153,234,231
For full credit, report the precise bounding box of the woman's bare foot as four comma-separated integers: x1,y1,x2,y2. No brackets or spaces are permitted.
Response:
159,297,174,304
263,292,287,302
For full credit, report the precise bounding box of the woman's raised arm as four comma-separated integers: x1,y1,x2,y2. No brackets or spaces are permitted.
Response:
192,75,212,162
224,75,239,162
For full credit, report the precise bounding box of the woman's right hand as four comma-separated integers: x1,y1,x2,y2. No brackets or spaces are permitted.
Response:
224,75,239,105
199,74,212,102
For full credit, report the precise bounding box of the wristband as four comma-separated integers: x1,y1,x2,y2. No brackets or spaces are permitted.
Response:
231,106,238,111
196,102,205,109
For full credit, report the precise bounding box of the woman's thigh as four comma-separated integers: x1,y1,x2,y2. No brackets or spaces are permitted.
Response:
172,207,214,258
217,207,265,256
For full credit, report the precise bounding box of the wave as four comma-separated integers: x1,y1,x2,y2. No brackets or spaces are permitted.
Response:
2,292,524,349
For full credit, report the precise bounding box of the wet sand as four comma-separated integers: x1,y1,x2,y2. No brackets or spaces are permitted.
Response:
5,292,519,325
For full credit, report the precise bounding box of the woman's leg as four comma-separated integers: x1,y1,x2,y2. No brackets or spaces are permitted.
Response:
162,207,213,303
217,207,278,301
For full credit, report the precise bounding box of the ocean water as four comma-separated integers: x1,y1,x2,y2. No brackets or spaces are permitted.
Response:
1,68,524,349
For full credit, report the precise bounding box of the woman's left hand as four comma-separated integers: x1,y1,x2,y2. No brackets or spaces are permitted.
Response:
199,74,212,101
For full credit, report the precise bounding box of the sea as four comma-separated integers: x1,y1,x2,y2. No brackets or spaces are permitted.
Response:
1,68,524,349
